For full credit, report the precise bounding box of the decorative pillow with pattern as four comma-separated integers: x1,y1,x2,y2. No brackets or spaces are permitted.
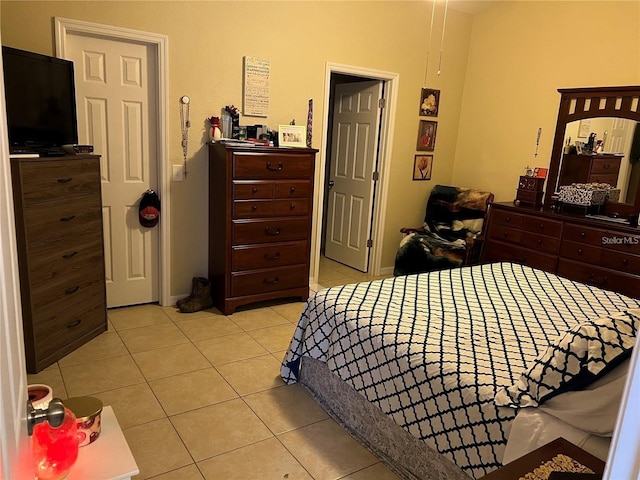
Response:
495,309,639,408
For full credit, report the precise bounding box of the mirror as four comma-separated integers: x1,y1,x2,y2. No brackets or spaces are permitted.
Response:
545,86,640,218
555,118,640,203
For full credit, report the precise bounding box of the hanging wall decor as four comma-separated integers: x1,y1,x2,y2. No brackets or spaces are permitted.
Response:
413,154,433,180
417,120,437,151
419,88,440,117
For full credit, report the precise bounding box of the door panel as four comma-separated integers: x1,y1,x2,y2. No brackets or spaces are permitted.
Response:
325,80,382,271
66,34,158,307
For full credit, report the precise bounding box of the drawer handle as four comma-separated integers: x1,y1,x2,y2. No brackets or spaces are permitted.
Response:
263,276,279,285
505,217,511,223
577,249,583,256
603,164,610,169
57,177,73,184
252,205,258,211
60,215,76,222
537,239,542,245
290,203,296,210
266,161,283,172
588,273,607,286
502,231,509,238
622,258,629,266
265,227,281,236
264,252,281,261
62,251,78,259
65,286,80,295
66,319,82,329
290,187,296,193
580,232,586,238
252,187,258,194
539,224,545,230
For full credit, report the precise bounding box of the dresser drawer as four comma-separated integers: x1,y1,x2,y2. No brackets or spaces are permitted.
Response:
589,173,618,186
233,218,310,244
483,241,557,272
233,153,314,179
489,208,525,228
488,223,523,244
562,223,606,247
559,240,602,263
31,269,104,312
233,200,274,218
24,196,103,246
601,249,640,275
16,158,100,204
233,181,274,200
232,241,308,271
29,235,104,283
523,216,562,238
590,157,621,174
601,232,640,254
33,301,106,362
230,265,308,297
275,181,312,198
521,233,560,254
274,199,309,216
557,259,640,299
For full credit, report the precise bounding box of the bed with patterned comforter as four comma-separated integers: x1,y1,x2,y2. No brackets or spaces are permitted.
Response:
281,262,640,478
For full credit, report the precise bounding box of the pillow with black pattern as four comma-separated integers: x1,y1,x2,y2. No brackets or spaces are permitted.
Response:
495,309,639,408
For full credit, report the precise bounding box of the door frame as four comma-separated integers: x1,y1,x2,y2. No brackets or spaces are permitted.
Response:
54,17,171,306
310,62,399,283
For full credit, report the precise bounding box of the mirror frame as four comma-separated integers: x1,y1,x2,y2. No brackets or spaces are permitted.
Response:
545,85,640,217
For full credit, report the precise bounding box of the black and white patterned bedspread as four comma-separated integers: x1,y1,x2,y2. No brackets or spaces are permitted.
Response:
281,262,640,478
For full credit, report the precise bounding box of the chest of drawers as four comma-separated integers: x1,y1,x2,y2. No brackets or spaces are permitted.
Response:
482,202,640,299
558,153,622,187
11,155,107,373
209,144,317,314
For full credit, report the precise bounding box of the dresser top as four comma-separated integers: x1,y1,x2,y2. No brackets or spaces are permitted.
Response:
210,142,318,154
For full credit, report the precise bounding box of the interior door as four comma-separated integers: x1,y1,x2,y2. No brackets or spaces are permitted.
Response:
325,80,382,272
65,34,159,308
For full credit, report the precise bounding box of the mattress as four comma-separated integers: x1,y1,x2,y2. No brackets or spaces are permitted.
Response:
281,262,640,478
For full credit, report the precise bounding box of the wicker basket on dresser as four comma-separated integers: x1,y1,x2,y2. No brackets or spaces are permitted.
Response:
482,202,640,299
208,143,317,315
11,155,107,373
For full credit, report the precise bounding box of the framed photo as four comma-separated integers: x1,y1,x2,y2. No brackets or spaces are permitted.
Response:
413,154,433,180
416,120,437,151
278,124,307,147
578,119,591,138
419,88,440,117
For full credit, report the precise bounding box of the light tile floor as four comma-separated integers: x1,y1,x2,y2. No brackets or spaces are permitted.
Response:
27,257,396,479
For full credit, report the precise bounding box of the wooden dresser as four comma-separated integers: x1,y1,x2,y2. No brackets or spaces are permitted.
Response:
208,143,317,315
11,155,107,373
482,202,640,299
558,153,622,187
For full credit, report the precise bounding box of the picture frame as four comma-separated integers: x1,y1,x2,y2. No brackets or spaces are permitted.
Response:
413,154,433,180
578,119,591,138
419,88,440,117
278,124,307,147
416,120,437,151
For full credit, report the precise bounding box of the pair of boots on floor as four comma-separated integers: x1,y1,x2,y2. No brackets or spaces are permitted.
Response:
177,277,213,313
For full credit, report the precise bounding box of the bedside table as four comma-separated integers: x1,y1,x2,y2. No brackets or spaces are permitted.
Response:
479,438,604,480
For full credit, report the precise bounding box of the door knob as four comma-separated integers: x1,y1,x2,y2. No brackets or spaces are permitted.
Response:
27,397,66,435
328,180,335,189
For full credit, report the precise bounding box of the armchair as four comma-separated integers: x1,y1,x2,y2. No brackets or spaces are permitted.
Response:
393,185,494,276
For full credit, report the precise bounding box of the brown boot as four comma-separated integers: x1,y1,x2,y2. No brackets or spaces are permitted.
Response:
176,277,200,308
179,277,213,313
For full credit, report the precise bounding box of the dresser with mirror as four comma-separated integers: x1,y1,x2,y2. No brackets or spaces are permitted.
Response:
482,86,640,298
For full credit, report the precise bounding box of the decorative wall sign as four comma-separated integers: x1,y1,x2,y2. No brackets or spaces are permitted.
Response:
243,56,270,117
417,120,437,151
413,154,433,180
419,88,440,117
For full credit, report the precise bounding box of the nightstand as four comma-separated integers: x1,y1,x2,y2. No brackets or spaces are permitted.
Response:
478,438,604,480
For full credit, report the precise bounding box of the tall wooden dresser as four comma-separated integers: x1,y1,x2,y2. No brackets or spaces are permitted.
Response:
11,155,107,373
482,202,640,299
208,143,317,315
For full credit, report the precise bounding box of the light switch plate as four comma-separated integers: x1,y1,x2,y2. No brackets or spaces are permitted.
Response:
172,164,184,181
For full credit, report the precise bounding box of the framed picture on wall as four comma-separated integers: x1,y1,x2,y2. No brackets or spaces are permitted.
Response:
416,120,437,151
419,88,440,117
413,154,433,180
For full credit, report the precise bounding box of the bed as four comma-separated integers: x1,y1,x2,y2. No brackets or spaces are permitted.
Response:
280,262,640,479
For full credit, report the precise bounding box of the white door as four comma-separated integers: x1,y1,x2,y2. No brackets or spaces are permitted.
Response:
65,34,159,308
0,41,32,478
325,80,382,272
608,118,633,202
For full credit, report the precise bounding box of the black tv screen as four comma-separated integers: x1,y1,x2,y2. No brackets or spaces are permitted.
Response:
2,46,78,154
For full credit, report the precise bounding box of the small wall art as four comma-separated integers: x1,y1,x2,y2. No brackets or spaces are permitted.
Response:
419,88,440,117
413,154,433,180
416,120,437,151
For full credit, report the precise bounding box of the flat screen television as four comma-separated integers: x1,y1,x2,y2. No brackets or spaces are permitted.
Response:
2,46,78,155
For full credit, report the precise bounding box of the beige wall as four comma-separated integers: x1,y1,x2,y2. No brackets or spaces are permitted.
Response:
453,1,640,203
2,1,638,296
0,1,474,294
